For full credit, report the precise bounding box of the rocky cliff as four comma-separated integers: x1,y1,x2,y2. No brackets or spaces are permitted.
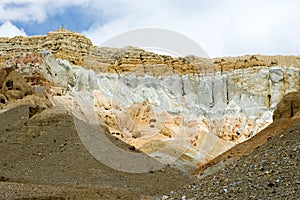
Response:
0,29,299,172
2,28,299,74
0,28,92,66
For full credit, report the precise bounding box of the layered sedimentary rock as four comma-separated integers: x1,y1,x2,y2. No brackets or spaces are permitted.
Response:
0,28,92,66
71,62,299,171
0,29,299,172
2,28,299,74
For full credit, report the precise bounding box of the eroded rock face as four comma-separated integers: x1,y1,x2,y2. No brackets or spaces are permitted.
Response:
0,53,54,111
71,63,299,171
2,71,33,100
0,28,92,66
213,55,300,71
273,91,300,120
0,93,7,105
1,30,300,173
0,69,7,89
1,29,299,75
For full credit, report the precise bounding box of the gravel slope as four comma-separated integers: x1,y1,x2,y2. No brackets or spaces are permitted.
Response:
166,119,300,199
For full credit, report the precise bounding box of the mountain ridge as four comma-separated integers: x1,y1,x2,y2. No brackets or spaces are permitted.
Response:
1,28,300,75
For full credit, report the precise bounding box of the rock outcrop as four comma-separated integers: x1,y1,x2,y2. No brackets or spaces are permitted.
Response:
273,91,300,120
2,71,33,100
0,28,92,66
1,28,299,75
71,62,299,171
0,29,299,173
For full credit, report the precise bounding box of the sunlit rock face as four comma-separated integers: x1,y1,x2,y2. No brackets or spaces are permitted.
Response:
1,30,299,172
0,28,92,66
72,63,299,171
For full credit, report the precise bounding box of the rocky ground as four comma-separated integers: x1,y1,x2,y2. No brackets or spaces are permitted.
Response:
165,119,300,199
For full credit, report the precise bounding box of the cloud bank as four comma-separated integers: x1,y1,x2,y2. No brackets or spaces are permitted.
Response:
0,0,299,57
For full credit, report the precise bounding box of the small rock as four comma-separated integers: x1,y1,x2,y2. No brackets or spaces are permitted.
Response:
267,182,275,187
60,142,67,148
220,188,228,194
230,182,236,187
162,195,169,200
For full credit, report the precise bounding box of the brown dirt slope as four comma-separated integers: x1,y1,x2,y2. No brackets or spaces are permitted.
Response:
0,104,195,200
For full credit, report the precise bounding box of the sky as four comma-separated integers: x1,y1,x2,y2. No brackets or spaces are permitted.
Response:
0,0,299,57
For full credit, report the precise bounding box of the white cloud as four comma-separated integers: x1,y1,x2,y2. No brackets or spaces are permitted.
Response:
0,21,27,37
0,0,299,57
0,0,89,23
82,0,300,57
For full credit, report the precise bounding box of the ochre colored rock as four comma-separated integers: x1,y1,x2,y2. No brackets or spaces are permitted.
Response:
273,91,300,121
0,28,92,67
0,69,7,90
2,71,33,100
1,29,300,76
1,29,300,173
5,90,24,100
0,93,7,104
213,55,300,72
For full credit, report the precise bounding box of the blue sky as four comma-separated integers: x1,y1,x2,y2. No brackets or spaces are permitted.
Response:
0,0,299,57
13,6,99,35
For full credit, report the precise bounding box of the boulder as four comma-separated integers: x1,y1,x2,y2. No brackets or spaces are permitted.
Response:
273,91,300,121
2,71,33,100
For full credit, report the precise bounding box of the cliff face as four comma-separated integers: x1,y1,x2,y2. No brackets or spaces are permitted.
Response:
1,28,299,74
0,29,299,172
71,61,299,171
0,28,92,66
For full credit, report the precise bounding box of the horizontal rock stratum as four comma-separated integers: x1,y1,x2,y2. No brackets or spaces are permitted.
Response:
1,27,300,74
0,28,299,173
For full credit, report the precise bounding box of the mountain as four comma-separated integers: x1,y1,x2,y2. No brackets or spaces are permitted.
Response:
0,28,299,199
